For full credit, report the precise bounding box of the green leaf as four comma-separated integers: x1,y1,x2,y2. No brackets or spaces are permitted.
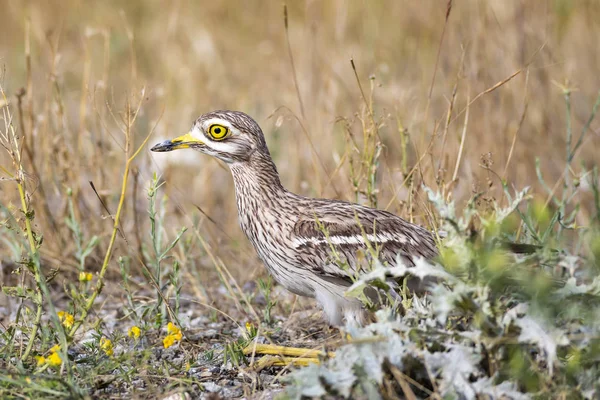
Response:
2,286,39,304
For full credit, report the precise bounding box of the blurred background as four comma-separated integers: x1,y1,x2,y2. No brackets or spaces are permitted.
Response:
1,0,599,285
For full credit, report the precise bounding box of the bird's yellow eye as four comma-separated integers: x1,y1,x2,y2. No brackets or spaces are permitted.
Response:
208,124,229,140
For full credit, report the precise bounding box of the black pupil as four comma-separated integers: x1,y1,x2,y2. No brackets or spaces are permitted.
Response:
214,127,221,134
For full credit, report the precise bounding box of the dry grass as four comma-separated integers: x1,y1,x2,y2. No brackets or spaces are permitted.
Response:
1,1,600,398
0,1,599,278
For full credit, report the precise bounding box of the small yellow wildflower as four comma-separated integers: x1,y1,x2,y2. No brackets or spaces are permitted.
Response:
245,321,257,339
57,311,74,329
79,271,93,282
168,323,182,340
36,356,46,367
99,337,114,356
163,334,177,349
46,352,62,367
163,322,183,348
128,326,141,339
49,344,61,353
167,322,180,335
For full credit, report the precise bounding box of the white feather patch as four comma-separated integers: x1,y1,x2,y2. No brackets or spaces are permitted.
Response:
292,232,407,248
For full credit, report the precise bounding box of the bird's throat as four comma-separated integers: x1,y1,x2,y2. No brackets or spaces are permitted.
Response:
229,151,285,204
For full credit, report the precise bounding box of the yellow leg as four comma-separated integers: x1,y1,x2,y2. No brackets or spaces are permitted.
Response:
243,343,334,371
251,355,320,371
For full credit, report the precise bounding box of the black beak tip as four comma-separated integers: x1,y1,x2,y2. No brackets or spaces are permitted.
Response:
150,141,172,152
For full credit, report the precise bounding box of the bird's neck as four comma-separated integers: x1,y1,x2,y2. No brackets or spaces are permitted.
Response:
229,150,286,204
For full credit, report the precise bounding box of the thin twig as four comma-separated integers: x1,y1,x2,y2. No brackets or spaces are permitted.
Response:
423,0,453,139
503,69,530,179
452,91,470,182
439,45,465,178
283,4,305,120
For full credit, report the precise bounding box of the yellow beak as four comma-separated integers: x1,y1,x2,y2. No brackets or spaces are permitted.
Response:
150,132,204,152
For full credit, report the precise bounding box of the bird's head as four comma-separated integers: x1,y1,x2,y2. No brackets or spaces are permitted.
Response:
150,110,267,163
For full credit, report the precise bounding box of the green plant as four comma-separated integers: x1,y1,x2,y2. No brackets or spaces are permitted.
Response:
343,68,384,209
286,184,600,398
257,276,278,325
145,173,187,326
284,88,600,399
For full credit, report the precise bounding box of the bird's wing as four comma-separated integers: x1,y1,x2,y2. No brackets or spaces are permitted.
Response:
292,202,437,282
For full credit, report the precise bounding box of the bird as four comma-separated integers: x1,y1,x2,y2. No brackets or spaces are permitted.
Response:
151,110,438,327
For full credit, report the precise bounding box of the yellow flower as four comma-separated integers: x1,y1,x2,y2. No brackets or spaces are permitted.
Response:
128,326,141,339
99,337,114,356
245,321,257,339
163,334,177,349
79,271,93,282
163,322,183,348
36,356,46,367
167,322,181,335
49,344,61,353
57,311,74,329
47,352,62,367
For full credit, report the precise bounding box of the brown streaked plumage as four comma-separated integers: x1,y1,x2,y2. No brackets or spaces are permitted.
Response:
151,110,437,326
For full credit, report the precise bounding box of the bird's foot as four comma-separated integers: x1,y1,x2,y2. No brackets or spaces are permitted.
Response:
242,343,334,371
